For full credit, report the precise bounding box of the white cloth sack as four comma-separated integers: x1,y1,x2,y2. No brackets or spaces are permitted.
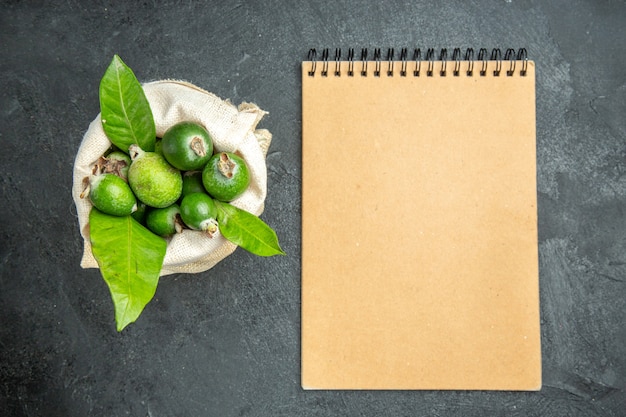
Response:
72,80,272,276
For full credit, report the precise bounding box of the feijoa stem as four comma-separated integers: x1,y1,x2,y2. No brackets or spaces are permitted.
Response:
190,136,207,157
128,144,145,161
200,218,219,237
217,153,235,178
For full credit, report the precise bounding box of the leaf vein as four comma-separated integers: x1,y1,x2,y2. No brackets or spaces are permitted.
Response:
115,62,139,145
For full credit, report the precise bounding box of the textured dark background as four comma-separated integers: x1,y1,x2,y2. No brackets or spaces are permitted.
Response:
1,0,625,415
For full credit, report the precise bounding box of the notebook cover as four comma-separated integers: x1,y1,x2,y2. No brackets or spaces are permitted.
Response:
301,60,541,390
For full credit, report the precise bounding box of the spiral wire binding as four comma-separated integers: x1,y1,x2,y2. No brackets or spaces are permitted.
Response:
478,48,489,76
490,48,502,76
311,47,529,78
399,48,408,76
360,48,368,76
413,48,422,76
373,48,382,76
387,48,395,76
426,48,435,76
334,48,342,76
452,48,462,76
321,48,329,76
347,48,355,76
307,48,317,76
465,48,474,76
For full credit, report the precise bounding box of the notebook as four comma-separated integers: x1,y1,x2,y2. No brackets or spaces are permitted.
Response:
301,48,541,390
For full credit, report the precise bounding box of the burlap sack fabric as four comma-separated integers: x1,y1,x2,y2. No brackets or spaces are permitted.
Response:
72,80,272,276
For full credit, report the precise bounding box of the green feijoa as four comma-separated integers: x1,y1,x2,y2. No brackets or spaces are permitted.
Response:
154,138,163,156
202,152,250,202
181,171,205,197
146,204,183,237
161,122,213,171
180,192,218,236
87,173,137,216
128,145,183,208
131,201,148,224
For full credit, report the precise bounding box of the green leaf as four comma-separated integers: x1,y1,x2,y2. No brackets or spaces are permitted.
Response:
215,201,285,257
89,208,167,331
99,55,156,153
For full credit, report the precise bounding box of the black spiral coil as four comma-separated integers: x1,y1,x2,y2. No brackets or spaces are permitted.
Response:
306,47,528,77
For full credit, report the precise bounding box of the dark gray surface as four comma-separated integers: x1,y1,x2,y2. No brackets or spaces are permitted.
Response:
1,0,625,415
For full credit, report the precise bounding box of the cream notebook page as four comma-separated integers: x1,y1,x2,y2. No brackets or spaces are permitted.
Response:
301,49,540,390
